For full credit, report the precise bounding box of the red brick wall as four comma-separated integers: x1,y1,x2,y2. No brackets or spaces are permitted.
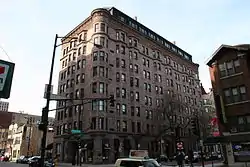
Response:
0,111,12,128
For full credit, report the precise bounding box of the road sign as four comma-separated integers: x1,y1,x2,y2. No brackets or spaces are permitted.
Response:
71,129,82,134
0,59,15,99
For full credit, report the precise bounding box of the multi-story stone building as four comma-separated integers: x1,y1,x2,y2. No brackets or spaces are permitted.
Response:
54,7,202,164
5,122,54,160
0,100,9,112
207,44,250,163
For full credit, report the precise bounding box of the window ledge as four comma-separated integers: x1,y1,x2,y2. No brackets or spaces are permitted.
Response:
225,100,250,106
220,72,243,80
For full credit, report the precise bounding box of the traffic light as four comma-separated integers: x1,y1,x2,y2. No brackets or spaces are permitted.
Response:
109,95,115,107
38,107,48,131
191,117,199,136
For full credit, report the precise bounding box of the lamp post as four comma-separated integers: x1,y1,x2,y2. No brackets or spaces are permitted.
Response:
40,34,102,167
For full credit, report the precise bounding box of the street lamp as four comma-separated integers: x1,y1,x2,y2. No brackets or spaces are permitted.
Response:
40,34,102,167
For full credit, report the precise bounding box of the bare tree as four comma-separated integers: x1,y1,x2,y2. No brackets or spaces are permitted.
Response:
155,93,192,140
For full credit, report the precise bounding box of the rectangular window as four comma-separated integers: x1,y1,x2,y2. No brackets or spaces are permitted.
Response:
99,82,104,94
100,37,105,47
93,52,98,61
99,66,105,77
226,61,234,75
94,23,99,32
224,89,231,104
122,104,127,114
99,51,105,61
93,67,97,77
92,100,98,110
117,120,120,132
219,64,226,77
100,23,105,32
94,37,98,45
99,100,104,111
240,86,247,101
232,87,239,102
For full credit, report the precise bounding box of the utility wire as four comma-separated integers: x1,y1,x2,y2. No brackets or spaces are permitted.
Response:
0,45,13,62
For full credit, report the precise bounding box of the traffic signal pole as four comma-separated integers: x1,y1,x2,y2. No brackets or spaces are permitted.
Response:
196,115,205,167
40,34,58,167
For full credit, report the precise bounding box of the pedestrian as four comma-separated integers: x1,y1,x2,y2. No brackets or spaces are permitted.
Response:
176,150,185,167
188,150,194,167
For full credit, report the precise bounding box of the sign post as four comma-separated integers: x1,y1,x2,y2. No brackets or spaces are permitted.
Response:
0,59,15,99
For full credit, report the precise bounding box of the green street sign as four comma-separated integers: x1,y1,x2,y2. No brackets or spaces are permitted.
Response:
0,59,15,99
71,129,82,134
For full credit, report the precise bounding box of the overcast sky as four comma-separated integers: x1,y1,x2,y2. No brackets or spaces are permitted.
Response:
1,0,250,117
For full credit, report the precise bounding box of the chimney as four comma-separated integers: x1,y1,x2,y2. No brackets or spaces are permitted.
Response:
173,41,176,45
135,16,137,21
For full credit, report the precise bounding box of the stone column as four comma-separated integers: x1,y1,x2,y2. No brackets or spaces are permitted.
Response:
60,141,64,162
109,139,115,163
119,138,124,157
93,136,102,164
130,138,136,150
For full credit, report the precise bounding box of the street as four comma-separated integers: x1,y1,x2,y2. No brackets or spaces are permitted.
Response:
0,161,248,167
0,162,27,167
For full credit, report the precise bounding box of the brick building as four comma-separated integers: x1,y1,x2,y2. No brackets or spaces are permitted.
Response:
54,7,202,164
207,44,250,163
0,111,12,152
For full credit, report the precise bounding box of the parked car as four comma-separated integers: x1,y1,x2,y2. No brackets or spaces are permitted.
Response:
185,152,200,163
28,156,55,167
0,155,9,162
16,155,29,164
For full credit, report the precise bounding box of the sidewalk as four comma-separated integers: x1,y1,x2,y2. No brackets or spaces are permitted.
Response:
167,162,250,167
58,162,249,167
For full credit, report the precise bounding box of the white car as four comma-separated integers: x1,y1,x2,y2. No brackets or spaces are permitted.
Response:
115,158,160,167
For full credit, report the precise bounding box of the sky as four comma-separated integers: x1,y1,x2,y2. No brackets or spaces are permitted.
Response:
0,0,250,117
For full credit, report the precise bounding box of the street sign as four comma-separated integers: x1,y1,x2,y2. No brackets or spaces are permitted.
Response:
0,59,15,99
71,129,82,134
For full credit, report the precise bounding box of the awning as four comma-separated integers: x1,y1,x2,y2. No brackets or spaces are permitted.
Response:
204,136,226,144
204,133,250,144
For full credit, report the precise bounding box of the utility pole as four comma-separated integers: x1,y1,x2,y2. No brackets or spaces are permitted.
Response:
27,116,32,157
39,34,58,167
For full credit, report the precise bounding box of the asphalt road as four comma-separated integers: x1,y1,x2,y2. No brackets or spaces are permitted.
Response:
0,162,27,167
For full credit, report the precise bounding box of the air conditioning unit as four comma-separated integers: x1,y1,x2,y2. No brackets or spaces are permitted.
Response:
230,127,237,133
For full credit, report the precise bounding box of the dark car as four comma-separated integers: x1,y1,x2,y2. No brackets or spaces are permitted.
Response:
156,155,168,164
28,157,55,167
16,155,29,164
